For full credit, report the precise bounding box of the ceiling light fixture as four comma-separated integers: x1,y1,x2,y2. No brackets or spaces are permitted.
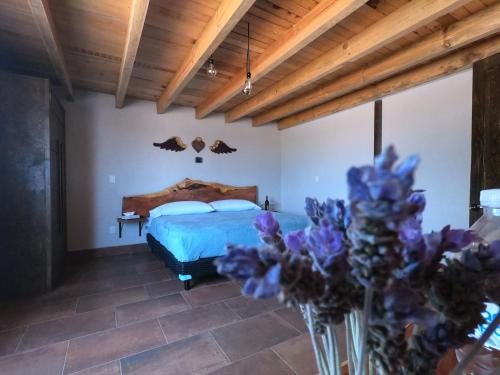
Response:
242,22,252,96
206,55,217,78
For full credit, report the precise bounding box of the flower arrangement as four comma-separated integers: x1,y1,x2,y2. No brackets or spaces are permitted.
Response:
216,146,500,375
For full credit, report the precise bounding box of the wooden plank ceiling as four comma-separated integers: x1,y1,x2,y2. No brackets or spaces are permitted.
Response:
0,0,499,129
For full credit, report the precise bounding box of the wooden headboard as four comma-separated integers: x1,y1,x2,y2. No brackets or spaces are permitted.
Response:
122,178,258,217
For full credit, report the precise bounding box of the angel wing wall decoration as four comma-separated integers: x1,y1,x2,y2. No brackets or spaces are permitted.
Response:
210,140,237,154
153,137,187,152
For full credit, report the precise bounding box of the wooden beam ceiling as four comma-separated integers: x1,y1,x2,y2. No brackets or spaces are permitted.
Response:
6,0,496,121
28,0,73,99
195,0,368,119
225,0,471,123
116,0,150,108
253,2,500,126
277,35,500,130
156,0,256,114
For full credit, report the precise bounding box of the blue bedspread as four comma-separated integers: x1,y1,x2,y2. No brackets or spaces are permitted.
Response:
148,211,308,263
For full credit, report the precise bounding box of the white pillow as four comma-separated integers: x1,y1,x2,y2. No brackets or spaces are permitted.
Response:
149,201,214,218
209,199,261,212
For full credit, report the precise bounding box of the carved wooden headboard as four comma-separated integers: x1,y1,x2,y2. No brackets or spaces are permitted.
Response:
122,178,258,217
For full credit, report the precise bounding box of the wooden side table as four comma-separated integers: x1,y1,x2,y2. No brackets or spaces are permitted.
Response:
117,217,147,238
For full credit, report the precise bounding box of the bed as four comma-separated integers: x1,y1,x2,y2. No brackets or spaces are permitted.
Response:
122,179,308,290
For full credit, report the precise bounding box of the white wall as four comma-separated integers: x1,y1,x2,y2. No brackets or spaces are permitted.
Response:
64,91,281,251
382,69,472,231
280,103,374,214
65,70,473,251
280,70,472,232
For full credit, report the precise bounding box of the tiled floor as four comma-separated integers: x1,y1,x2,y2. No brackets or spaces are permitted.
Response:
0,249,345,374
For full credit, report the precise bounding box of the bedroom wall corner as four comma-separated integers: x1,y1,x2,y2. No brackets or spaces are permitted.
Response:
278,69,472,233
381,69,473,232
63,90,282,251
279,103,375,214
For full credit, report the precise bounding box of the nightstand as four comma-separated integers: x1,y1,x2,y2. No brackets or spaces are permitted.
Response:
116,217,147,238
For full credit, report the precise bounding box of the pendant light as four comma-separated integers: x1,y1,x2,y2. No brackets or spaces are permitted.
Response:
242,22,252,96
206,55,217,78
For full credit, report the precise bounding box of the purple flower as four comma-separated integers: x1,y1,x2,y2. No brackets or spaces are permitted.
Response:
375,145,398,171
395,155,420,192
399,217,423,247
408,192,426,216
461,240,500,272
215,245,283,299
284,230,306,254
255,211,280,237
323,199,350,230
306,223,346,272
243,263,281,299
383,287,438,329
305,198,322,225
489,240,500,265
348,147,420,204
215,246,263,280
423,226,475,264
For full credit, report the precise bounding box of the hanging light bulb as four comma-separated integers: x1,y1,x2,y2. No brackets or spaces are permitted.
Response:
242,72,252,96
206,56,217,78
242,22,252,96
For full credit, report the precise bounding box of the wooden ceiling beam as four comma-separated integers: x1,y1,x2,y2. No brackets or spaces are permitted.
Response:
225,0,470,123
116,0,150,108
156,0,256,114
195,0,367,119
277,35,500,130
253,2,500,126
28,0,73,99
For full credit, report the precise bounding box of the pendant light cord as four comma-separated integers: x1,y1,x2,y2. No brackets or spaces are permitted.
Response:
246,22,250,77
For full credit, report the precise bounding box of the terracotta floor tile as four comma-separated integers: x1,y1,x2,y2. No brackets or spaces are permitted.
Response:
225,295,281,319
190,275,229,289
19,308,116,351
158,302,240,342
273,334,318,375
47,279,114,300
112,269,172,290
145,280,184,299
0,328,25,357
0,298,77,331
211,313,299,361
90,253,156,269
0,341,67,375
207,350,295,375
80,264,138,283
69,361,121,375
134,260,164,274
120,332,228,375
76,287,147,313
116,294,189,326
274,307,308,333
65,319,165,374
273,327,347,375
182,283,241,306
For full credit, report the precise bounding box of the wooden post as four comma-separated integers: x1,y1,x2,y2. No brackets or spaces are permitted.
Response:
374,100,382,158
470,52,500,225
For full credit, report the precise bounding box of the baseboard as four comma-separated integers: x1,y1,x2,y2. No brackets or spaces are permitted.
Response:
67,243,149,263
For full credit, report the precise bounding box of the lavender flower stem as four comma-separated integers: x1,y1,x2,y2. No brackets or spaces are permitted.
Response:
357,288,374,375
305,304,328,375
330,328,342,375
450,312,500,375
368,354,374,375
346,317,356,375
321,335,331,372
325,325,340,375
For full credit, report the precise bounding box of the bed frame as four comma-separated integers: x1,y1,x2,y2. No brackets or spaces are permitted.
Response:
122,178,258,290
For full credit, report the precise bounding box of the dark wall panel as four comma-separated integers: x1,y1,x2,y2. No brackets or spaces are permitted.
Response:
470,53,500,225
